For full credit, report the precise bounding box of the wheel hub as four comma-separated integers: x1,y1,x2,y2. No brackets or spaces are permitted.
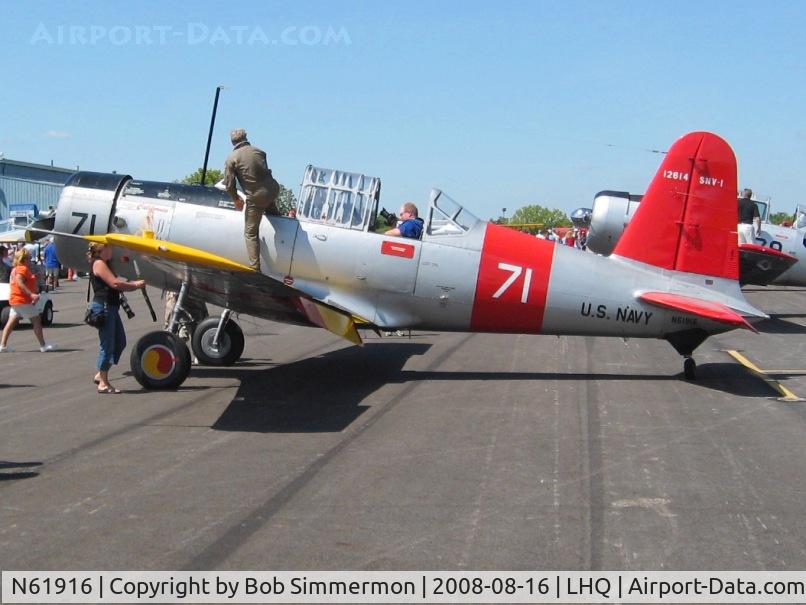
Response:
201,330,230,358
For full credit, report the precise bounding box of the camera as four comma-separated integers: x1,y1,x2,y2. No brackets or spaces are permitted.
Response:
120,294,135,319
378,207,398,229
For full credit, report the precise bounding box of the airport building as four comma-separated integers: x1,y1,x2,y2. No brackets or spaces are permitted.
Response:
0,157,76,221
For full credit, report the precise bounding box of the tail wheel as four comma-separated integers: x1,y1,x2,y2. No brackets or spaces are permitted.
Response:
683,357,697,381
130,331,191,390
0,306,9,328
41,301,54,326
191,316,245,366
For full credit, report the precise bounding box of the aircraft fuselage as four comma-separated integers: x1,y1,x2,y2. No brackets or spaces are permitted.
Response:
54,172,756,341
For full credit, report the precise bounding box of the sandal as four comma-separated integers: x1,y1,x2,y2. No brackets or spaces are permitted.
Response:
97,386,122,394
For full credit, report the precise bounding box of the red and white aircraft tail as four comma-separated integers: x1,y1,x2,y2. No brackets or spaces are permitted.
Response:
614,131,739,279
612,131,760,334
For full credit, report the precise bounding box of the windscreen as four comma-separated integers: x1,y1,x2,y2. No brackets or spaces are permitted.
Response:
427,190,480,236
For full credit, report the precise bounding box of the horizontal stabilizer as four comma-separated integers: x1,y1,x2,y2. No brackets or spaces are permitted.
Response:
637,291,759,333
738,243,798,286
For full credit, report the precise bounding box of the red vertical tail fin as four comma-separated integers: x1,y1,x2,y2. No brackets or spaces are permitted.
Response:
612,131,739,280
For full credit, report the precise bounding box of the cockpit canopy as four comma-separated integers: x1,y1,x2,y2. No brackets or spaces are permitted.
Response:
296,166,381,231
295,165,480,237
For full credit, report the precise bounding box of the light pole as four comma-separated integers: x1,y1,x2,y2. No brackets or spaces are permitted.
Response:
200,85,227,186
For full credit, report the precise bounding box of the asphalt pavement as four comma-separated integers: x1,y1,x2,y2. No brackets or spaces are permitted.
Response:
2,279,806,570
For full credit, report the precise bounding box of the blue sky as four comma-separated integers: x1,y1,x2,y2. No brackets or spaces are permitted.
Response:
1,1,804,219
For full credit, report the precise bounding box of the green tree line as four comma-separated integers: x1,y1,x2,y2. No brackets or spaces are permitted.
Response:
493,204,572,233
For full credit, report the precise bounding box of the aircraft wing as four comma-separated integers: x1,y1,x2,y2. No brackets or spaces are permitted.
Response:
83,233,363,345
738,243,797,286
636,291,759,333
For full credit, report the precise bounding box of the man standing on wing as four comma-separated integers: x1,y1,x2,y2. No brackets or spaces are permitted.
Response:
223,128,281,272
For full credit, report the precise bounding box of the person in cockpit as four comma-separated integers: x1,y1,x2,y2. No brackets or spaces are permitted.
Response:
385,202,424,239
223,128,281,272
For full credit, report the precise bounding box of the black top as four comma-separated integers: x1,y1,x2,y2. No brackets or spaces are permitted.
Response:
90,260,121,306
122,180,239,211
0,262,9,284
738,197,760,224
65,171,130,192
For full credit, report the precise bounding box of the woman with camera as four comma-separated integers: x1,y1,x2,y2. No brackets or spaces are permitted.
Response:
87,243,144,394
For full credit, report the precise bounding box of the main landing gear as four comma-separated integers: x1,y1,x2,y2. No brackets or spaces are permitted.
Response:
191,312,244,366
130,283,244,390
666,329,709,382
130,331,192,390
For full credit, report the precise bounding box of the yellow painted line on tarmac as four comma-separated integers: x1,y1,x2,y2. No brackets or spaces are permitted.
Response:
727,350,804,402
727,350,764,373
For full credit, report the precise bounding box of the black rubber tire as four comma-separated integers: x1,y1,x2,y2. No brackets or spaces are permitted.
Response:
130,331,192,390
683,357,697,381
41,301,54,326
191,316,245,366
0,305,9,328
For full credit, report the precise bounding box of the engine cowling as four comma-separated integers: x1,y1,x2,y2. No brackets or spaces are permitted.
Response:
586,190,642,255
54,172,131,268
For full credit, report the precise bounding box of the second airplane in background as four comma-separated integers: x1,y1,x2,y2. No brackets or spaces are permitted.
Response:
586,190,801,286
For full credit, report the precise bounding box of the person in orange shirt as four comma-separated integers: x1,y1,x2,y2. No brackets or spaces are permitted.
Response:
0,248,56,353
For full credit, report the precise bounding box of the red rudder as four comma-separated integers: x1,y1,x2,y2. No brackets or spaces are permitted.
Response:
612,131,739,280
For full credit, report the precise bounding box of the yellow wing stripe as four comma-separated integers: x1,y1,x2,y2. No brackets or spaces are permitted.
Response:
84,233,253,273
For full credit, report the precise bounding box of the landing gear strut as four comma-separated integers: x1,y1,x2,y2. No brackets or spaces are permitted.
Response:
166,282,190,336
683,356,696,380
129,280,246,388
666,329,708,382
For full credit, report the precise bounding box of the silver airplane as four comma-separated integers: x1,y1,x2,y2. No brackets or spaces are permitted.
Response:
52,131,766,389
587,192,800,286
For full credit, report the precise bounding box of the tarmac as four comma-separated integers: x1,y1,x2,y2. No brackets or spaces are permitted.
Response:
2,279,806,570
